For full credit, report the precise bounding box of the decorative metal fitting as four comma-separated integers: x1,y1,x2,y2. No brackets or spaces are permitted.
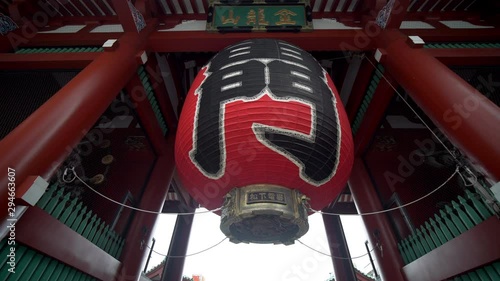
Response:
220,184,309,245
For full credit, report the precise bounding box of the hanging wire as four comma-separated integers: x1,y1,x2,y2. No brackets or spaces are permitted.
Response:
297,240,374,260
312,166,461,216
70,168,222,215
325,55,356,61
457,166,477,187
146,237,228,258
147,237,372,260
364,56,460,164
69,56,476,218
310,56,483,217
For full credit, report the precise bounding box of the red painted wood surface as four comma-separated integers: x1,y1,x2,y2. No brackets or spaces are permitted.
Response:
118,139,175,281
400,27,500,42
148,30,374,52
354,75,396,156
161,211,195,281
0,24,156,222
346,58,376,122
0,34,13,53
15,32,122,48
111,0,140,32
126,73,168,155
403,217,500,281
384,0,410,29
349,158,406,281
144,55,179,131
323,214,358,281
378,30,500,181
426,48,500,66
16,207,120,281
0,52,98,70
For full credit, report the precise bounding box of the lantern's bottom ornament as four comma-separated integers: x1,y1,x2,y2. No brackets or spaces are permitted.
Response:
220,185,309,245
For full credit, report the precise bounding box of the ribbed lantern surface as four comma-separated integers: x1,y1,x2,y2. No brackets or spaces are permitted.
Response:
175,39,353,215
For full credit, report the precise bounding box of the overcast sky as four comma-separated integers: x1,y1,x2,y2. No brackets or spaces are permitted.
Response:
146,210,374,281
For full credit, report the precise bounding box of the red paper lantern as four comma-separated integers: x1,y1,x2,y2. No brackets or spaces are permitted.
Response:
175,39,353,244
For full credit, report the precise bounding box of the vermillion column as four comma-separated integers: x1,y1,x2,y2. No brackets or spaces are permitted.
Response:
117,142,176,281
377,30,500,181
0,32,144,221
322,214,357,281
349,158,406,281
0,36,12,52
161,212,195,281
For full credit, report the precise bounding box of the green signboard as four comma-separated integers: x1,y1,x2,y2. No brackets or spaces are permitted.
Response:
207,3,312,31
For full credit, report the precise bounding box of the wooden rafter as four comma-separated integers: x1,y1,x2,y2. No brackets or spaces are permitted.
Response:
385,0,410,29
0,52,98,69
110,0,138,32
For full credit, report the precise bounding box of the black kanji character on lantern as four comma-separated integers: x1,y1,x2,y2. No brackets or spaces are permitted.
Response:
189,39,340,185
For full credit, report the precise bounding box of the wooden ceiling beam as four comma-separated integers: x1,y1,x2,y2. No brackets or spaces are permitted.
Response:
7,0,38,23
202,0,208,13
407,11,482,21
0,52,98,69
342,0,355,13
16,25,500,50
177,0,189,15
48,15,119,25
353,73,396,156
94,0,115,16
429,0,450,13
426,48,500,66
135,0,160,19
148,29,374,52
384,0,410,29
110,0,140,32
83,0,104,16
400,27,500,42
319,0,329,13
359,0,385,25
157,13,206,27
68,0,92,17
188,0,198,14
15,32,121,47
0,36,12,53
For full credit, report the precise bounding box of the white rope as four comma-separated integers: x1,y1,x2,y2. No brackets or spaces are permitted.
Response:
297,240,374,260
71,168,221,215
457,167,477,187
364,57,460,163
314,167,460,216
146,237,228,258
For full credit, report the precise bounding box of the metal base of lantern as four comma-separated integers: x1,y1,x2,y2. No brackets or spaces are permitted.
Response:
220,185,309,245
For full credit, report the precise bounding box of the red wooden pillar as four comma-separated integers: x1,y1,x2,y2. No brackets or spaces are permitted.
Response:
349,158,406,281
117,139,176,281
144,54,179,131
376,30,500,181
322,214,357,281
161,212,195,281
126,73,168,155
345,58,376,122
354,74,396,156
0,32,144,221
0,36,12,52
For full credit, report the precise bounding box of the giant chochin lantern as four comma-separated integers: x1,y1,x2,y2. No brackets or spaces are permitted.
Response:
175,39,353,245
